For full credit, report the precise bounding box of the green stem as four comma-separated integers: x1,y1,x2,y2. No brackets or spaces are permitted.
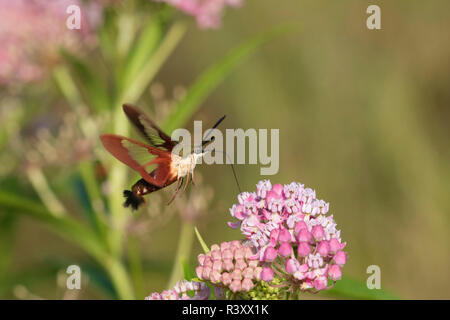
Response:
127,236,144,299
26,167,67,217
167,222,195,288
101,256,135,300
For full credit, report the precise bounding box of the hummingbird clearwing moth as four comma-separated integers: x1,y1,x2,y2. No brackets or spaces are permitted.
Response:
100,104,225,210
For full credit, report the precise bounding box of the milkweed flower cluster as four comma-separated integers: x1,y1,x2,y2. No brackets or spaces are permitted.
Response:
0,0,102,85
145,180,347,300
195,240,262,293
156,0,243,29
145,280,210,300
228,180,347,293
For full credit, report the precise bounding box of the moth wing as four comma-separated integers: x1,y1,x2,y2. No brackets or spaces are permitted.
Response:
122,104,177,151
100,134,173,187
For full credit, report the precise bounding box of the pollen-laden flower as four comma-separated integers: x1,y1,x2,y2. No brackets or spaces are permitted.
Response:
156,0,243,29
145,280,211,300
227,180,347,293
0,0,102,86
195,240,263,294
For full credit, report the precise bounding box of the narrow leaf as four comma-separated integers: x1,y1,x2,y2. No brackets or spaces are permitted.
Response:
194,226,210,253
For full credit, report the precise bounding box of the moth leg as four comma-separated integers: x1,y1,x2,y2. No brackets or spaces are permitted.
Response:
181,172,190,195
191,169,196,186
167,177,183,205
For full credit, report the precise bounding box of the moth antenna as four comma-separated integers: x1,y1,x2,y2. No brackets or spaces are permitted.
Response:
203,148,242,194
123,190,145,210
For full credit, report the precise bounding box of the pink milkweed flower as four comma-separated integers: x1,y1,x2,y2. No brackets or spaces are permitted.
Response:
241,278,254,292
145,293,162,300
328,264,342,281
195,240,263,294
333,251,347,266
262,246,277,262
278,228,292,242
297,242,311,257
286,258,300,275
317,241,330,257
329,238,345,253
146,280,211,300
313,276,328,290
227,180,347,294
311,225,325,241
229,279,242,293
298,229,313,243
278,242,293,257
260,267,274,282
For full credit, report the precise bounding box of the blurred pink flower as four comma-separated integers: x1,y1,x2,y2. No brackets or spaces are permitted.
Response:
0,0,103,86
145,280,211,300
157,0,243,29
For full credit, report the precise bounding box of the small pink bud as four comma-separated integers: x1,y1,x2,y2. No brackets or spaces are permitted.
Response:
221,248,233,260
294,221,308,234
222,259,234,271
229,279,242,293
241,278,254,292
317,241,330,257
263,246,278,262
254,267,263,281
333,251,347,266
235,258,247,270
278,229,291,242
244,247,253,259
231,269,242,280
203,256,213,267
328,264,342,281
198,254,206,266
242,267,254,279
260,267,274,282
278,242,293,257
211,249,222,261
297,229,312,242
212,260,223,272
210,270,221,283
286,258,300,274
211,244,220,251
329,238,341,253
266,190,281,204
311,225,324,241
195,266,204,279
272,183,284,196
248,259,258,268
220,241,231,251
297,242,311,257
230,240,241,248
234,248,245,260
201,267,212,280
221,272,232,285
313,275,328,290
270,229,280,242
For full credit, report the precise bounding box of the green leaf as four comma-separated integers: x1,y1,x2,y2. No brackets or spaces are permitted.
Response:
194,227,210,253
326,276,400,300
162,26,290,132
118,18,163,92
181,258,195,281
0,190,107,262
61,50,111,112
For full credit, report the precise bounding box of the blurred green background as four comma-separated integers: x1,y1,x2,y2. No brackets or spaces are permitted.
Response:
0,0,449,299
